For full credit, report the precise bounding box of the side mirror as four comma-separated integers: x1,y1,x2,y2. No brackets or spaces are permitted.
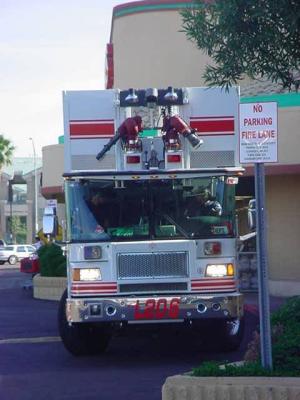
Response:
42,207,58,237
248,199,256,231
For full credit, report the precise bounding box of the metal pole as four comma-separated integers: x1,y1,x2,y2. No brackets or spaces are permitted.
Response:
8,179,13,243
29,138,38,236
254,163,273,369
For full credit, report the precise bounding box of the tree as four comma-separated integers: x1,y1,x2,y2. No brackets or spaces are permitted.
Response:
0,134,14,168
8,216,27,244
181,0,300,90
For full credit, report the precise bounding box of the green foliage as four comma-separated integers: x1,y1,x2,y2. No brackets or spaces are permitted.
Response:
38,243,66,277
8,216,27,244
181,0,300,91
0,134,14,168
192,361,298,377
271,296,300,325
270,297,300,373
192,297,300,377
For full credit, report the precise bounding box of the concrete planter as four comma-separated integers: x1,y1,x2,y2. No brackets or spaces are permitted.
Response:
33,274,67,301
162,375,300,400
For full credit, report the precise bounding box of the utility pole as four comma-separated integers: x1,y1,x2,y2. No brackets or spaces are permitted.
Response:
29,138,38,236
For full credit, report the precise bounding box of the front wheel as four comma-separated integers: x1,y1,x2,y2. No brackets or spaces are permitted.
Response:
8,255,18,265
58,289,112,356
219,317,245,351
201,317,245,352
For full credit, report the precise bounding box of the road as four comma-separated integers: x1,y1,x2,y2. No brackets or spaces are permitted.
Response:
0,267,270,400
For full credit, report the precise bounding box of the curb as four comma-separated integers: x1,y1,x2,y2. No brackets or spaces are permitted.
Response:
162,375,300,400
33,274,67,301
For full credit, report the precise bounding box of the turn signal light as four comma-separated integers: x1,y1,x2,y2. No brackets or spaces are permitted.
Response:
227,263,234,276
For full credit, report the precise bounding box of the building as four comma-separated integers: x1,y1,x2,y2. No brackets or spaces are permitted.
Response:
0,158,45,244
42,0,300,296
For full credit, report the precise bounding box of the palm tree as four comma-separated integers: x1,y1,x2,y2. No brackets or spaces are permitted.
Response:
0,134,14,168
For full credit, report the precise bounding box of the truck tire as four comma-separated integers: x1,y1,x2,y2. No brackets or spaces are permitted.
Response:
58,289,111,356
202,317,245,352
218,317,245,351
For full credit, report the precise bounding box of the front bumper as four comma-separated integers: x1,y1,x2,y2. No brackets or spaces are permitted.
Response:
66,292,244,324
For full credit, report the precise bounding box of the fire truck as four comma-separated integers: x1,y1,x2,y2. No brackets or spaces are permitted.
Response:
56,86,244,355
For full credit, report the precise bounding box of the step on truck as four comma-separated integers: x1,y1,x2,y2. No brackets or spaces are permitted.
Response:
54,86,244,355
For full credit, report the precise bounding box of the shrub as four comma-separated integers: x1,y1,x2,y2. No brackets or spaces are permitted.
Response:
193,296,300,377
270,297,300,374
193,361,280,377
38,243,66,277
192,360,299,377
244,296,300,374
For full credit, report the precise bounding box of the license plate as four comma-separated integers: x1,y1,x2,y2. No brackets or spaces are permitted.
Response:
134,298,180,320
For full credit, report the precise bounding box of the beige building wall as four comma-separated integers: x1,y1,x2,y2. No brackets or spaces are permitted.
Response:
112,11,211,89
42,144,64,190
266,175,300,296
277,107,300,164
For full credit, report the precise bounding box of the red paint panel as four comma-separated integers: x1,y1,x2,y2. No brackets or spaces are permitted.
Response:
71,289,117,292
190,119,234,134
191,280,235,288
70,122,115,137
72,286,117,291
191,288,235,292
72,284,117,290
106,43,114,89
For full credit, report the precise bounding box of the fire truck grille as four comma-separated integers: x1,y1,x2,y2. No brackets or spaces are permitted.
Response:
119,282,188,293
117,252,188,280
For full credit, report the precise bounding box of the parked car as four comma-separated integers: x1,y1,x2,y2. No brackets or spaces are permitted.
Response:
0,245,36,265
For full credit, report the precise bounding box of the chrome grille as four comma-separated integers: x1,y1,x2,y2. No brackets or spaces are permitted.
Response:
117,252,188,280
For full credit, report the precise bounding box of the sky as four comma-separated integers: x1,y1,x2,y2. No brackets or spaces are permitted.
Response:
0,0,135,158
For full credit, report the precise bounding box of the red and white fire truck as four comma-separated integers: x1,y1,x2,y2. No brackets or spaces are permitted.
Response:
56,86,244,355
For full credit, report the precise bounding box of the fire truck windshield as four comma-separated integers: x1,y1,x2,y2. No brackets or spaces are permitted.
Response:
65,177,236,242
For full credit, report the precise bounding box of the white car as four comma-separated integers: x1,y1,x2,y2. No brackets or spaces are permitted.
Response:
0,245,36,265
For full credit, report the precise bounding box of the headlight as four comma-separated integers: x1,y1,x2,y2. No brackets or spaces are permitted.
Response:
73,268,102,281
84,246,102,260
205,263,234,277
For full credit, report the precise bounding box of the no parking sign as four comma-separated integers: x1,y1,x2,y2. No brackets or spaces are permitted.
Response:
239,102,278,164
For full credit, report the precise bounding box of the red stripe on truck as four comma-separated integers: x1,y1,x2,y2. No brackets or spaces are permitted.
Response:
190,116,234,135
69,120,115,137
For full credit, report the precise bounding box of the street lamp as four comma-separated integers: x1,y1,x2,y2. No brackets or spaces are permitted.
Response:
29,138,38,236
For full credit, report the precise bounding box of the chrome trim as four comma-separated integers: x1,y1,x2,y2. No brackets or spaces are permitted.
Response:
66,293,244,324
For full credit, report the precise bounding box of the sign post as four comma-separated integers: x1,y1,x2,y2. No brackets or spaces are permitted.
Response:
239,101,278,370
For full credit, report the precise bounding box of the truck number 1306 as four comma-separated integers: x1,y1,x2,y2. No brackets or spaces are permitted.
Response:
134,298,180,320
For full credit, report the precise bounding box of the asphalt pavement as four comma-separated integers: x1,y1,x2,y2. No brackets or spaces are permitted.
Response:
0,268,285,400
